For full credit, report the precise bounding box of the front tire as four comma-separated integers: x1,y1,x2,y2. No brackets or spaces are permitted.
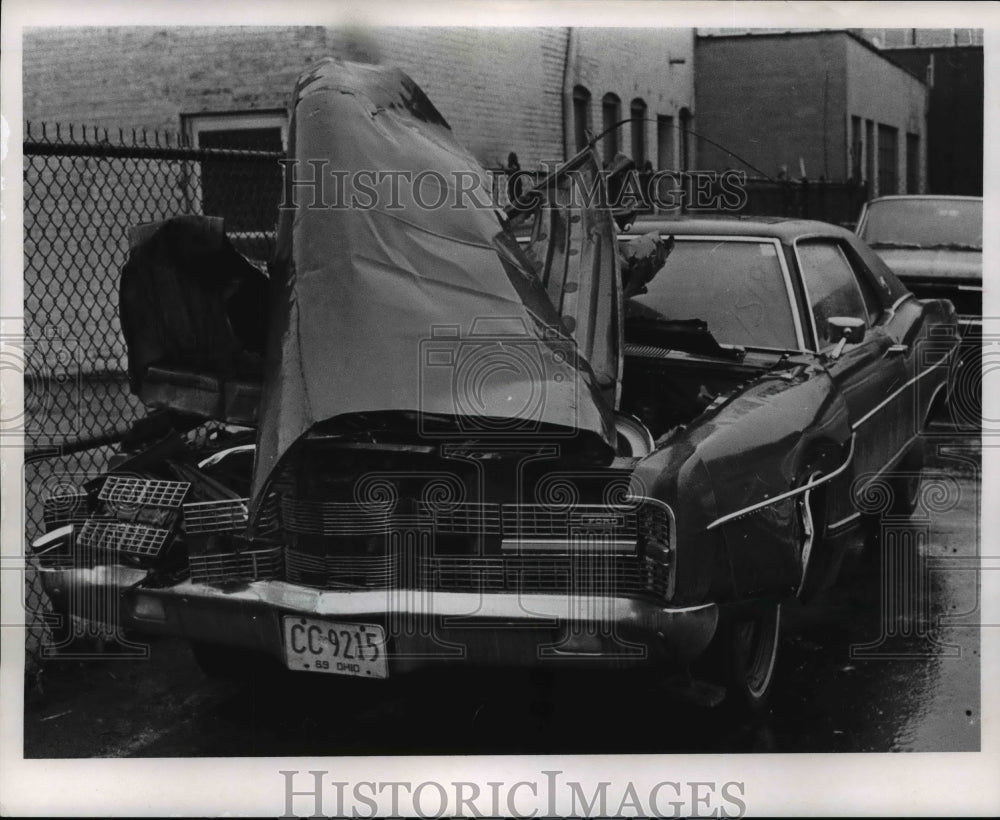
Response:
698,604,781,713
723,604,781,711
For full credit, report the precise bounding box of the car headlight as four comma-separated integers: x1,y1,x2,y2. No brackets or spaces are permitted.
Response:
636,499,675,600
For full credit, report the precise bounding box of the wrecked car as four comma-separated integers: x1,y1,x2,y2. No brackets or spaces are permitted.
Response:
32,59,959,711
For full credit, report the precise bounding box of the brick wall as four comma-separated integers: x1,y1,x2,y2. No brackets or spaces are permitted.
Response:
21,25,700,390
694,31,927,189
23,26,700,172
568,28,695,169
844,36,928,195
694,32,848,180
364,28,568,169
23,27,330,131
22,26,570,169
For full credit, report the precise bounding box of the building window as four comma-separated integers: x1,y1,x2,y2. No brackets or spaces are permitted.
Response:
573,86,592,152
678,108,692,172
601,93,621,164
182,111,287,234
864,119,875,192
657,115,675,171
850,116,863,182
630,98,648,167
878,124,899,195
906,133,920,193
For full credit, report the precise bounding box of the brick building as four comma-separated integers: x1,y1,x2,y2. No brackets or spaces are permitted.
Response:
22,26,695,171
856,29,983,195
694,30,928,195
20,26,695,377
564,28,694,171
873,44,983,196
858,28,984,48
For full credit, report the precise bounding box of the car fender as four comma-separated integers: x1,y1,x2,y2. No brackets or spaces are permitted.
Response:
632,365,852,604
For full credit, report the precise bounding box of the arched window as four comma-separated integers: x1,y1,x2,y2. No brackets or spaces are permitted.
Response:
601,93,621,164
572,86,592,152
630,98,648,167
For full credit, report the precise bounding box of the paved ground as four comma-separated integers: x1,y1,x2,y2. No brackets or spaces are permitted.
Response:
23,432,980,757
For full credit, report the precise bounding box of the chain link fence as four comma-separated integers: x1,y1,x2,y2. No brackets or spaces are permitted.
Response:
20,123,284,676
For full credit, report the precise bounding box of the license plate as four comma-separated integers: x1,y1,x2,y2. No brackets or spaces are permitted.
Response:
282,616,388,678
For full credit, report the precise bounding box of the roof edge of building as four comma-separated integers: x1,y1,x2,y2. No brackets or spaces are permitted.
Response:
695,29,926,85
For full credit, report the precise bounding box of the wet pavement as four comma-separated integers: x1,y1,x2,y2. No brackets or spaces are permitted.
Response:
23,433,981,757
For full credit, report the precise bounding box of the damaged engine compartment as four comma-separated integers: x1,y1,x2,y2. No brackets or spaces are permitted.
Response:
619,352,768,443
34,419,674,602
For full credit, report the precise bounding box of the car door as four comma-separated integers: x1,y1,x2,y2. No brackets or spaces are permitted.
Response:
850,233,954,445
794,238,910,487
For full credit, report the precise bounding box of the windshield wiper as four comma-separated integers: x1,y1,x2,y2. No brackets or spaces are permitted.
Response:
868,241,925,250
922,242,982,251
624,317,745,361
739,343,803,356
869,240,982,251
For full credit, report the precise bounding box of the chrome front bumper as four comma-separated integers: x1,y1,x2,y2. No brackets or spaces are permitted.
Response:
39,565,718,673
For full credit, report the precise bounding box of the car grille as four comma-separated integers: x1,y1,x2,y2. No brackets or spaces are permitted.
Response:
182,496,280,534
419,553,666,596
279,500,641,540
76,519,172,559
278,499,671,598
284,548,668,597
285,549,402,588
40,491,672,600
188,544,284,585
98,475,191,510
280,497,396,535
423,503,502,535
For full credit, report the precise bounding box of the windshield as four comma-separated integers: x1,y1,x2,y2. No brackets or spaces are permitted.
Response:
625,238,799,350
859,198,982,249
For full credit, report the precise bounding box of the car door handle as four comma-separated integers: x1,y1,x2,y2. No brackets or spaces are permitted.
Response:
885,344,909,357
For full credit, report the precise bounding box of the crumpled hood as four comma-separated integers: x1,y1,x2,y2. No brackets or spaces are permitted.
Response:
250,59,621,516
875,247,982,283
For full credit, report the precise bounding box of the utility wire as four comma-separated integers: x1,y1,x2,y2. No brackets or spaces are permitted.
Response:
590,116,776,182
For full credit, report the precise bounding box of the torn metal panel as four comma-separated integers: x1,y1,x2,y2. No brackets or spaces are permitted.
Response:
619,232,673,299
119,215,268,423
512,149,625,411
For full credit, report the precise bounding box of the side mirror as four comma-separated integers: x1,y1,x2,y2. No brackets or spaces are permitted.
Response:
827,316,866,359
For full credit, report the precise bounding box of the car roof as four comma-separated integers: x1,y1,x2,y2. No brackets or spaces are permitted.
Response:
621,214,852,242
864,194,983,204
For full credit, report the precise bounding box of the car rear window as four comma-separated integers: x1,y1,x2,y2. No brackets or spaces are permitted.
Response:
859,198,982,249
625,238,798,350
